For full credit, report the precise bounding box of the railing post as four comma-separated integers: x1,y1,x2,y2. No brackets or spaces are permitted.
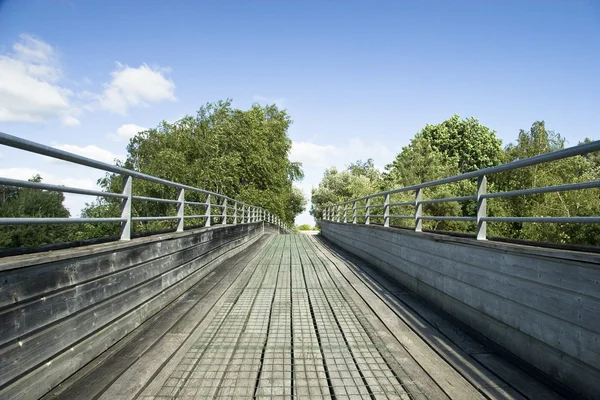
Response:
205,194,211,227
336,205,341,222
120,175,132,240
384,194,390,227
233,201,238,224
247,206,251,223
352,202,357,224
415,188,423,232
365,198,371,225
176,187,185,232
221,198,227,225
477,175,487,240
343,204,347,223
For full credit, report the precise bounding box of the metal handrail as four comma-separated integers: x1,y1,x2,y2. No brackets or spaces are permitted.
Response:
321,139,600,240
0,131,294,238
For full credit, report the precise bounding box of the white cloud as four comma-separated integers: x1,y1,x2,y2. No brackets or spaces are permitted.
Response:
290,137,397,226
0,167,99,216
253,95,285,108
62,115,81,126
100,63,176,115
51,144,123,164
290,142,344,168
290,138,394,170
0,34,73,123
108,123,148,141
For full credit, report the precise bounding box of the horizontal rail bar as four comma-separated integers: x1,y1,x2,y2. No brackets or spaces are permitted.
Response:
0,131,256,208
331,140,600,206
0,177,126,199
389,201,415,207
418,216,477,221
482,181,600,199
0,217,124,225
132,195,179,204
184,201,208,206
132,216,180,222
419,195,477,205
389,215,414,219
482,216,600,224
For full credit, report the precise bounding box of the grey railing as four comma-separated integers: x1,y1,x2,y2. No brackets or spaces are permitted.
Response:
321,140,600,240
0,132,293,240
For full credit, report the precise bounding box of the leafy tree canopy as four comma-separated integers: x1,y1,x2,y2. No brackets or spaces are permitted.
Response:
93,100,305,229
310,159,381,220
0,175,72,248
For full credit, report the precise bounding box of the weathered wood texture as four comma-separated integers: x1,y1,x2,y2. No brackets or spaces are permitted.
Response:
0,222,266,400
321,221,600,400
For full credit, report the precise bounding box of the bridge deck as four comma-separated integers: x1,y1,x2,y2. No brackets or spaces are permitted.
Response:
45,235,566,400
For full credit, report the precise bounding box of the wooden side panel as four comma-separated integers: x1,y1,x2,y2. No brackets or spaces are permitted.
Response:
321,221,600,400
0,223,264,398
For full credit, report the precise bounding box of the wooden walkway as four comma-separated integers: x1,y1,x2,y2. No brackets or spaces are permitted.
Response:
44,235,566,400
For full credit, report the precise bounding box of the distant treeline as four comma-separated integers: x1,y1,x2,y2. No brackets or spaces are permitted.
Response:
311,115,600,246
0,101,306,249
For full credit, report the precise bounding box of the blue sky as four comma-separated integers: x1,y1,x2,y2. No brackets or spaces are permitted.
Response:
0,0,599,225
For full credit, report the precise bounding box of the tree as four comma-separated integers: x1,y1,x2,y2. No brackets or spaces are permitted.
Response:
0,175,73,248
491,121,600,245
85,100,304,235
310,159,381,221
416,114,503,173
382,116,503,231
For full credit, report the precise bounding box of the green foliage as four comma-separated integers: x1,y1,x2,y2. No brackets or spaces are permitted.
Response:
0,175,73,247
382,115,501,231
319,116,599,246
310,159,381,221
414,114,503,173
88,100,305,235
490,121,600,245
297,224,312,231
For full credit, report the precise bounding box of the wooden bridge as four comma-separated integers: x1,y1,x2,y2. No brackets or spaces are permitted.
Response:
33,234,566,400
1,132,599,399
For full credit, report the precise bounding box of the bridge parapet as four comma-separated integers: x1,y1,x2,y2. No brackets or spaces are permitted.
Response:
0,221,268,399
321,139,600,240
320,140,600,399
0,131,293,245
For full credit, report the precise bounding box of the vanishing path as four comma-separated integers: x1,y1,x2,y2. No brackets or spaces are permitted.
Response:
45,235,565,400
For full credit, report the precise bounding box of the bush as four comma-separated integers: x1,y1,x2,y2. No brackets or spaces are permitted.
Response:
297,224,312,230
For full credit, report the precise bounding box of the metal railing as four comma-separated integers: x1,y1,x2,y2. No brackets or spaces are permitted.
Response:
321,140,600,240
0,132,293,240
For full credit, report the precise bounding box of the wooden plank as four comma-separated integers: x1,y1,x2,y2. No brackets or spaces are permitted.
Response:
326,227,600,369
320,238,568,400
0,229,252,345
0,224,255,309
331,223,600,297
40,235,270,400
137,237,280,398
332,224,600,334
0,231,262,400
0,232,258,387
323,225,600,400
